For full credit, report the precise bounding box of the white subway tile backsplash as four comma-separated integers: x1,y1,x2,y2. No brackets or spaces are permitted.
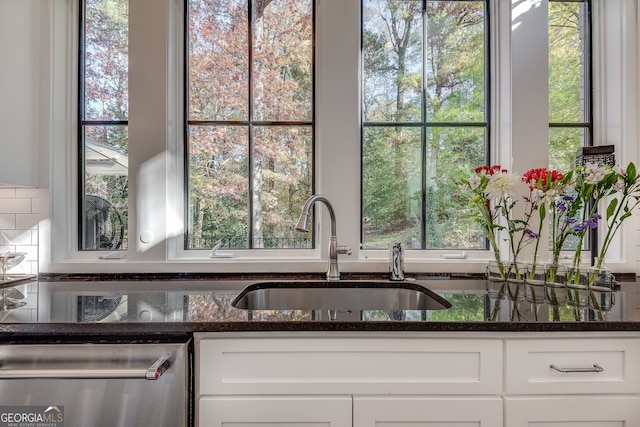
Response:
0,214,15,229
15,188,40,199
15,213,39,230
0,189,40,318
1,229,33,245
0,198,31,214
0,188,16,198
0,187,38,290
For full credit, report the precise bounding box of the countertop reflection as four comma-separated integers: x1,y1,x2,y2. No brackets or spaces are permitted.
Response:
3,278,636,323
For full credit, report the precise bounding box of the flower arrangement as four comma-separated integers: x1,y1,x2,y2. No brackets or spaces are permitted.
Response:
463,161,640,278
465,160,640,321
521,167,565,266
460,165,525,277
596,162,640,270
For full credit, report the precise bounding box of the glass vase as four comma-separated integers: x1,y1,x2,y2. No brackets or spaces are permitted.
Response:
566,265,589,308
525,262,546,305
506,261,526,302
544,263,568,306
588,259,614,315
486,260,507,300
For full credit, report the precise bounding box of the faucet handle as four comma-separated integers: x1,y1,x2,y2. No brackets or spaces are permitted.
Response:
337,245,352,256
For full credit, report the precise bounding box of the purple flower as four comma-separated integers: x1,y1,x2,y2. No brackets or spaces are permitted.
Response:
586,213,602,229
563,195,575,201
524,228,539,239
573,223,587,232
565,217,576,224
556,201,567,212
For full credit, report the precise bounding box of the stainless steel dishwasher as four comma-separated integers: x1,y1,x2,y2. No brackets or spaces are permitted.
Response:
0,339,190,427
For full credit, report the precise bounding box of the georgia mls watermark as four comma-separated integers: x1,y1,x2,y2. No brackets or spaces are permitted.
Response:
0,406,64,427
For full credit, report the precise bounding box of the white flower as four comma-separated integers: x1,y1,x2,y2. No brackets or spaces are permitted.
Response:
584,162,609,184
614,165,626,176
542,188,558,204
530,188,545,203
486,171,520,201
468,174,481,190
613,178,625,192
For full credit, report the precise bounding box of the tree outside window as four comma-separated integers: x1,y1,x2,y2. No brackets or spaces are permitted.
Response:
80,0,129,251
362,0,488,250
186,0,314,250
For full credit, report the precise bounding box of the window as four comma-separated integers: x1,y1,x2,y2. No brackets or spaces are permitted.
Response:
185,0,314,250
361,0,488,250
79,0,129,251
548,0,591,171
548,0,592,253
59,0,633,273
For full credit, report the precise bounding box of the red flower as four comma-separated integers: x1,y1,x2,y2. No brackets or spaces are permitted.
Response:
522,167,563,190
475,165,505,176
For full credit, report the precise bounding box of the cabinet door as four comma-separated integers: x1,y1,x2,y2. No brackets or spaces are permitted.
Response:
505,338,640,395
505,396,640,426
198,396,352,427
354,396,502,427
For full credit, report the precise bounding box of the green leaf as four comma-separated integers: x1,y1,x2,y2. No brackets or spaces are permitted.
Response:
606,198,618,219
627,162,636,179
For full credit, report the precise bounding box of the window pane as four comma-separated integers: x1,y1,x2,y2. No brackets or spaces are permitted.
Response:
81,0,129,251
425,126,485,249
83,126,129,250
362,127,422,249
83,0,129,121
549,127,584,172
253,126,313,248
188,0,248,121
426,1,486,122
252,0,313,122
187,0,314,250
362,1,487,251
549,1,589,123
362,126,486,250
363,0,422,123
188,125,249,249
548,1,590,255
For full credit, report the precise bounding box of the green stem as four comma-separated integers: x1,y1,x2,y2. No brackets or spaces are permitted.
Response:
597,193,640,269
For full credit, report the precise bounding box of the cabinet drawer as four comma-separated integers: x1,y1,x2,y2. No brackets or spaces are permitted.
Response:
198,335,502,395
505,338,640,395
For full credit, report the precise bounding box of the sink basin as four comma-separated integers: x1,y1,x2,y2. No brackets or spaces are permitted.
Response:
231,280,452,311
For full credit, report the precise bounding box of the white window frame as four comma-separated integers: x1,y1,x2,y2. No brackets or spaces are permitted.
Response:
42,0,640,275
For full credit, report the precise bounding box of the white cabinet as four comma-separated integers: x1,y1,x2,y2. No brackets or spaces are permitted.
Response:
196,332,503,427
197,334,502,395
195,332,640,427
199,396,352,427
354,396,502,427
504,335,640,425
504,337,640,395
505,396,640,426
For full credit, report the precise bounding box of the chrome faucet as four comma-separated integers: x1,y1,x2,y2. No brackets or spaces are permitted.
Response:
295,194,351,281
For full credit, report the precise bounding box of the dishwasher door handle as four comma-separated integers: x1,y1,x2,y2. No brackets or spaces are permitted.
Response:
0,355,171,380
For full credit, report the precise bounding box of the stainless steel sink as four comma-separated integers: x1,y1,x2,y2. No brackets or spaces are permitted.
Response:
231,280,452,311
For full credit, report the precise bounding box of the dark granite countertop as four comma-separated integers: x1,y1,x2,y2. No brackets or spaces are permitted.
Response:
0,274,639,341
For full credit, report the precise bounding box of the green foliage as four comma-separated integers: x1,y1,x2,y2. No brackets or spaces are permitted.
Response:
362,1,487,250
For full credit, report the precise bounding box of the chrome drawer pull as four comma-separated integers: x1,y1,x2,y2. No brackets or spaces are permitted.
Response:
550,363,604,373
0,355,172,380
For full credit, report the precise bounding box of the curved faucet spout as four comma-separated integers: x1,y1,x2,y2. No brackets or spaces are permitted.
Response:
295,194,351,281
